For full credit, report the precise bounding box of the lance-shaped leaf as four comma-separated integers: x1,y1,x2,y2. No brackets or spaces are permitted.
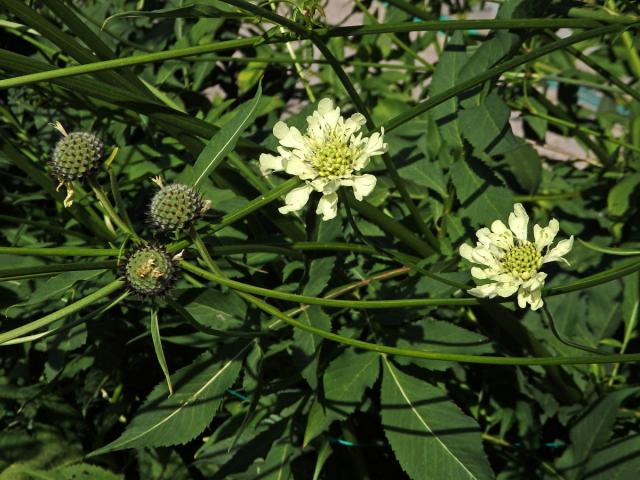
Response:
90,346,248,455
381,358,494,480
191,84,262,187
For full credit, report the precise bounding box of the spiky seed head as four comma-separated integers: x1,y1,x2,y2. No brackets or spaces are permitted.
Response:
123,245,178,297
51,131,104,181
149,183,205,233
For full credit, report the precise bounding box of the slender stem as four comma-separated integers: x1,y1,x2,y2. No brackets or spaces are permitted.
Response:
0,261,117,281
542,305,604,355
226,281,640,366
1,291,129,346
180,256,640,309
513,191,583,202
383,24,632,133
89,178,141,242
0,279,125,344
346,196,435,257
0,246,119,257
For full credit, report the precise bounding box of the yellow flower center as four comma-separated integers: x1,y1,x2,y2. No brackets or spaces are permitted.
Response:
501,241,542,280
311,136,360,177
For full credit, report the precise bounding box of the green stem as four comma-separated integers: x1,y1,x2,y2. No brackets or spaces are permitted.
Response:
346,196,435,258
542,305,604,355
181,256,640,309
227,280,640,366
0,279,124,344
0,261,117,281
1,291,129,346
383,24,633,133
89,179,141,242
0,246,119,257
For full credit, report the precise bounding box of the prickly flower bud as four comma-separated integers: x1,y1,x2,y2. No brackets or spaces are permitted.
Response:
149,182,207,233
123,245,178,297
50,131,104,181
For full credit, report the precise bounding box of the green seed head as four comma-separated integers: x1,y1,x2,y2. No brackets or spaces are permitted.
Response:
311,136,360,177
501,241,543,280
124,245,177,297
149,183,205,233
51,131,104,181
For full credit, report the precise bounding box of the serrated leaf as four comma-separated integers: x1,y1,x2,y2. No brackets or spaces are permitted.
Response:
582,433,640,480
292,306,331,389
304,350,379,446
182,288,247,331
191,84,262,187
381,358,494,480
607,172,640,218
503,142,542,193
429,31,468,148
53,463,124,480
5,269,105,314
556,388,639,479
303,257,336,297
459,93,520,156
90,347,248,455
394,319,494,371
398,157,448,197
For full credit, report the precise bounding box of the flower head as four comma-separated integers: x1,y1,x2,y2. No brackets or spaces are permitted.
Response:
259,98,387,221
459,203,574,311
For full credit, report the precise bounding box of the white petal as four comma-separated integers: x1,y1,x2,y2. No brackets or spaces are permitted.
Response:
317,98,334,115
470,266,488,279
349,174,377,201
543,236,574,264
283,158,317,180
517,289,527,308
508,203,529,241
491,220,509,235
468,283,497,298
273,122,305,149
259,153,284,176
278,184,313,215
529,290,544,311
316,192,339,221
459,244,475,262
534,218,559,251
496,282,519,298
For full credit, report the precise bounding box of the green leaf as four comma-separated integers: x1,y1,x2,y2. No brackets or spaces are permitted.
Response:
150,309,173,396
5,269,105,314
607,172,640,218
304,350,379,446
90,347,248,455
458,93,520,156
556,388,639,479
503,143,542,193
394,319,494,371
582,433,640,480
429,31,468,148
303,257,336,297
398,156,448,197
292,306,332,389
381,358,494,480
181,288,248,331
191,84,262,187
53,463,124,480
103,2,244,29
450,157,513,226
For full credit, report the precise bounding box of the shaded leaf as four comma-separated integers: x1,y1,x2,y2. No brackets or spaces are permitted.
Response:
381,358,494,480
90,347,248,455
